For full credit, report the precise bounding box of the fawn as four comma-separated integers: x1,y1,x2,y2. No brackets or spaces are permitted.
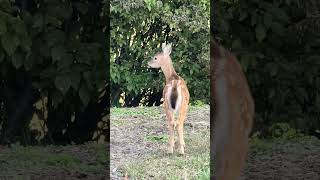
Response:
148,43,190,155
211,39,255,180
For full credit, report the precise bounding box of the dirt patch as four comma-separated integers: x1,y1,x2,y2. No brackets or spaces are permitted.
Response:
243,137,320,180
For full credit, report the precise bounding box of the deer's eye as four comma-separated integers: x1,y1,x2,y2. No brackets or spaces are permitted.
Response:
154,57,157,60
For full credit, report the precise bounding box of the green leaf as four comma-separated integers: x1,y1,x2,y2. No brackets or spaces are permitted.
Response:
240,55,250,71
251,12,257,26
54,5,72,20
57,53,73,70
270,66,277,76
79,83,90,106
0,49,4,62
270,21,285,35
263,12,273,28
20,35,32,52
24,53,33,71
255,23,266,42
76,50,90,64
231,39,242,50
55,75,71,94
0,19,7,35
47,30,66,47
51,46,66,62
32,14,44,29
239,10,248,22
40,65,56,79
269,7,289,23
75,2,88,14
51,90,64,108
69,72,81,90
1,33,19,56
45,15,61,27
10,17,27,35
12,52,24,69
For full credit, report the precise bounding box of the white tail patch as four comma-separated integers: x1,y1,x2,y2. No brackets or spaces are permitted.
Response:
166,86,173,108
174,85,183,114
165,80,183,114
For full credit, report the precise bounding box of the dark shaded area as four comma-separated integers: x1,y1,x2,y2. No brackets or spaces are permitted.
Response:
0,143,108,179
215,0,320,137
0,0,109,145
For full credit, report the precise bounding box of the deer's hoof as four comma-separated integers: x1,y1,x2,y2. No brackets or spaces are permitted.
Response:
167,147,174,154
178,147,185,155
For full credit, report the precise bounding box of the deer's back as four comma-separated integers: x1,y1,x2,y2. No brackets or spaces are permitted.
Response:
212,44,254,180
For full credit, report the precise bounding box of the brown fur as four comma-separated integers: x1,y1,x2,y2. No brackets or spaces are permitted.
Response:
148,43,190,155
211,39,254,180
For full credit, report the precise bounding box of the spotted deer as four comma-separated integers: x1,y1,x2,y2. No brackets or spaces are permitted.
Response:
148,43,190,155
211,39,255,180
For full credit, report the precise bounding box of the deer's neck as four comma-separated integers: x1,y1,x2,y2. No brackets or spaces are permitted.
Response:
161,61,178,83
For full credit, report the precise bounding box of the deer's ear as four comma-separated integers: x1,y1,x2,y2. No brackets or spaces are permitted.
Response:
162,43,172,55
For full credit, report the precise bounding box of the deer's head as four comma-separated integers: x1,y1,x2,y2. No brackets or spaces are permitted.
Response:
148,43,172,68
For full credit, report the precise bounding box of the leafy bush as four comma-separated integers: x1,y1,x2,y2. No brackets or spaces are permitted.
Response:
269,122,304,139
110,0,210,107
215,0,320,137
0,0,107,144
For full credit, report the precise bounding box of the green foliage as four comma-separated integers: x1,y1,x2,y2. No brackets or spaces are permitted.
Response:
110,0,209,107
0,0,107,144
191,100,206,106
269,123,304,139
216,0,320,136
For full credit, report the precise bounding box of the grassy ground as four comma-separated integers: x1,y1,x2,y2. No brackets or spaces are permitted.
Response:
0,142,107,179
110,105,210,180
243,136,320,180
111,105,320,180
3,105,318,179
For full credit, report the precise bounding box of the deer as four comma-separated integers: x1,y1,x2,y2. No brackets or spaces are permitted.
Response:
211,38,255,180
148,43,190,155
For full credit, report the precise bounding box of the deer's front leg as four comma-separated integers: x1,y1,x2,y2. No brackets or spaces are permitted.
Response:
165,109,175,154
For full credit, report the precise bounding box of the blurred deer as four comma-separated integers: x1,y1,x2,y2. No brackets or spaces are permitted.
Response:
148,43,190,155
211,39,254,180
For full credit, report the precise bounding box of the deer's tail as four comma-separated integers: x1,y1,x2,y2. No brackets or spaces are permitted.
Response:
169,80,182,113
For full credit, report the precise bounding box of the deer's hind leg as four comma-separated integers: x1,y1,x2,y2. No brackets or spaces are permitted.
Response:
177,103,188,155
165,108,175,154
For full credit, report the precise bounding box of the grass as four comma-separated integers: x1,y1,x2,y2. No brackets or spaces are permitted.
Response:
0,142,107,175
111,105,210,179
188,104,209,112
250,135,320,153
111,106,162,118
112,105,320,179
124,130,210,179
145,134,169,143
111,104,209,118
